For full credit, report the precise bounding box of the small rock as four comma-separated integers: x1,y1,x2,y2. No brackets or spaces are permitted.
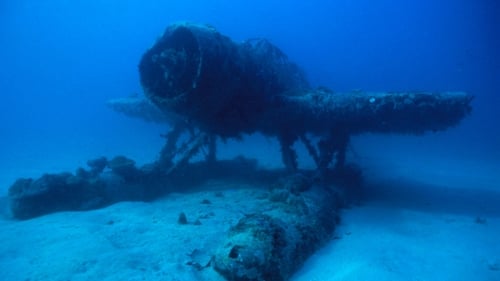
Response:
178,212,188,225
475,216,487,225
488,261,500,271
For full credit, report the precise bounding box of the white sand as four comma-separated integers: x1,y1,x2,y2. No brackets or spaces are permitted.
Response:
0,183,272,281
292,185,500,281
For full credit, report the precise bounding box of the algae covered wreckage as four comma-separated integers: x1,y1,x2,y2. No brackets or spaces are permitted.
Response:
8,23,472,280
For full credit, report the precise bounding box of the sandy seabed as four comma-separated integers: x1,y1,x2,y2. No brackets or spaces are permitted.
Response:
1,173,499,281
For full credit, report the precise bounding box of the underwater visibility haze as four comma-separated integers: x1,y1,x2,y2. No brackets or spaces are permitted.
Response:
0,0,499,280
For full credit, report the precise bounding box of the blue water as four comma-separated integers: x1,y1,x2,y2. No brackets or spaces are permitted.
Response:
0,0,499,279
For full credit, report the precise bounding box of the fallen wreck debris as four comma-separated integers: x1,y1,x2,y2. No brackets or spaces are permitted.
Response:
213,174,341,281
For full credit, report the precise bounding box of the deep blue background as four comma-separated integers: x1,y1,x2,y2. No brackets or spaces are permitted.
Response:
0,0,499,189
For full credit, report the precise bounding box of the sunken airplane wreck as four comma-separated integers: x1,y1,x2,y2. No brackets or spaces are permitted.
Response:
9,23,472,281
